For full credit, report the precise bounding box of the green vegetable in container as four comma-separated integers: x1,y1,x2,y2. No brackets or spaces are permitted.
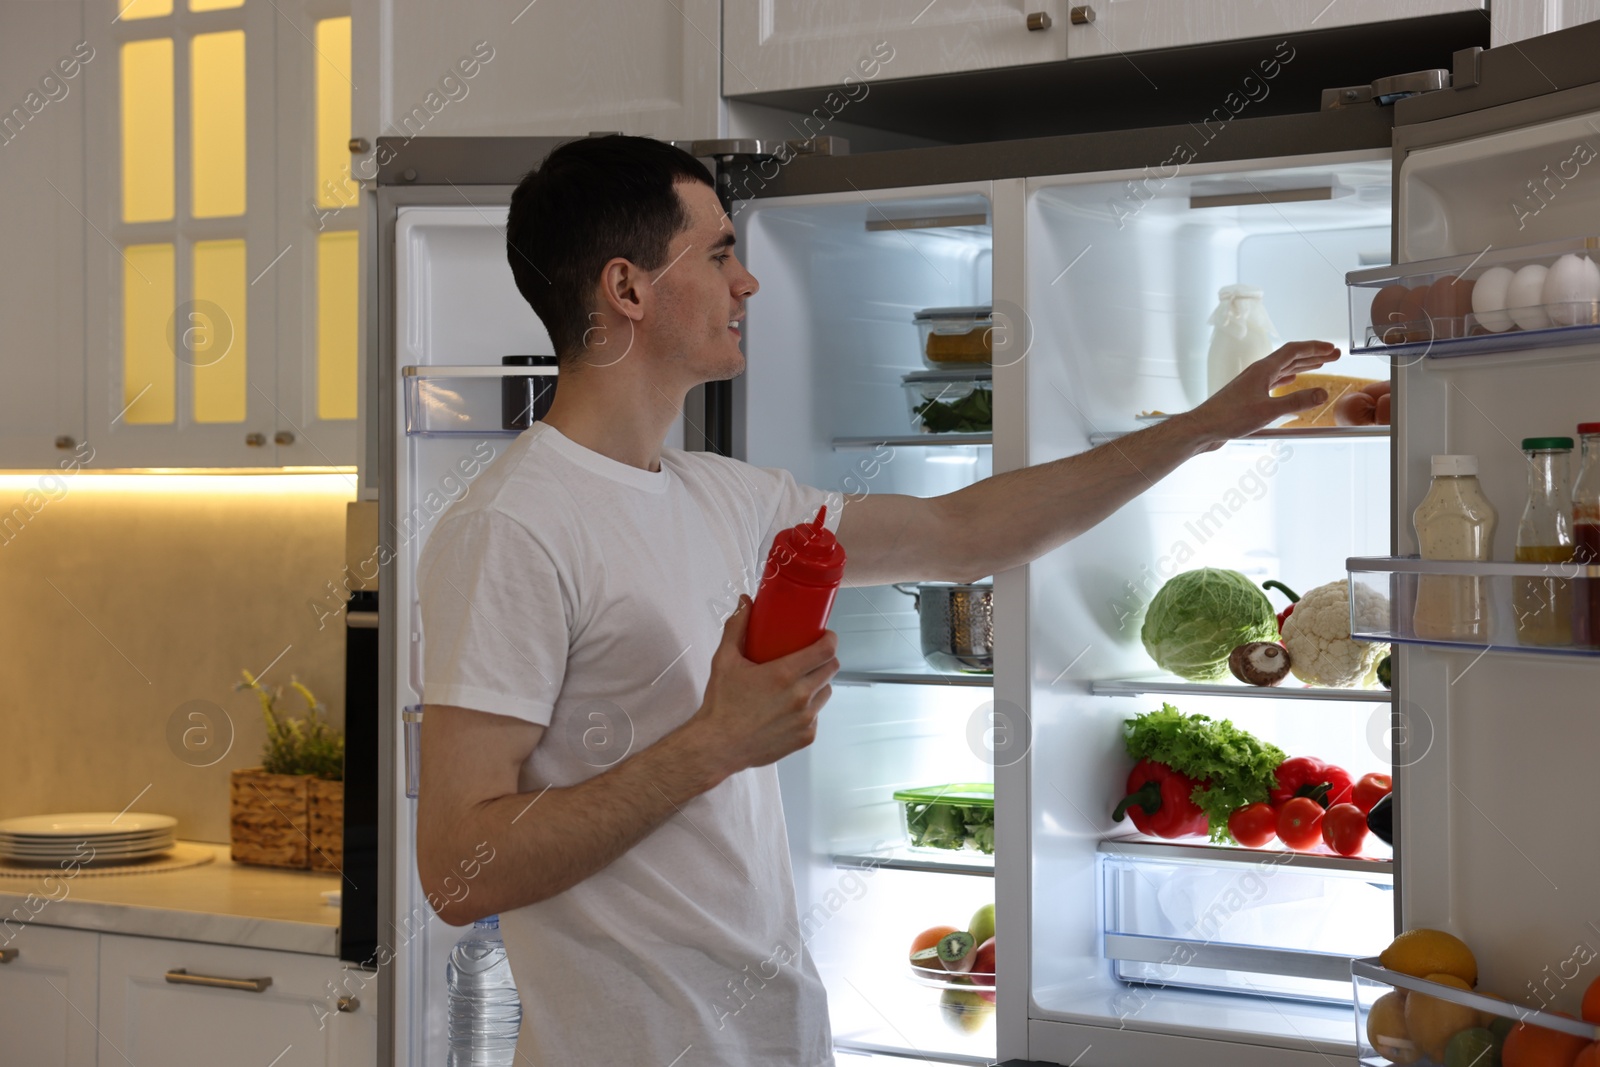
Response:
916,388,993,433
1123,704,1285,843
1141,567,1280,682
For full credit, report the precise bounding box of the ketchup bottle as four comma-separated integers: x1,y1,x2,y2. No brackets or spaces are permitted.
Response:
743,505,847,663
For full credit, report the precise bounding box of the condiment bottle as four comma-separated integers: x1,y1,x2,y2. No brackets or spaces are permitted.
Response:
1515,437,1576,646
743,506,847,664
1572,423,1600,644
1206,285,1276,397
1412,455,1496,641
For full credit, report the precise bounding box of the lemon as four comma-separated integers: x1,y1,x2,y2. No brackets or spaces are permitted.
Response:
1445,1027,1499,1067
1382,929,1480,987
1406,973,1481,1062
1369,990,1420,1064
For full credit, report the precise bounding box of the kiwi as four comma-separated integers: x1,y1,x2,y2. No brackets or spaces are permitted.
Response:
910,947,942,969
937,931,977,972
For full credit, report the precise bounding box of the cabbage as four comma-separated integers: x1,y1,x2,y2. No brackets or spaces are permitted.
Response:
1141,568,1280,682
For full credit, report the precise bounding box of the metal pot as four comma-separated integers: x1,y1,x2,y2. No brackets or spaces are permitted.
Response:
893,582,993,674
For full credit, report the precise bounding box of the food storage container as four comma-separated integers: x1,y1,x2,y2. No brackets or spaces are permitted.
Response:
894,783,994,854
1347,235,1600,359
914,306,994,368
903,370,993,433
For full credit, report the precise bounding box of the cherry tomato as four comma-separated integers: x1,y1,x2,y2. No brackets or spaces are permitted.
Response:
1321,803,1370,857
1227,803,1279,848
1352,773,1393,815
1276,796,1325,851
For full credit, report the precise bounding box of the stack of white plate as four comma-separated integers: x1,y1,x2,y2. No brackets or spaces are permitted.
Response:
0,813,177,866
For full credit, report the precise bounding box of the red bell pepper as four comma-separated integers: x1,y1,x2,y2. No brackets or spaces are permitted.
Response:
1112,758,1209,839
1269,756,1354,809
1262,580,1301,633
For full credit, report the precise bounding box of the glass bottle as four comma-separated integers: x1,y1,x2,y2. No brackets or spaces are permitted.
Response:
1514,437,1576,646
1572,423,1600,645
1412,455,1497,641
1206,285,1275,397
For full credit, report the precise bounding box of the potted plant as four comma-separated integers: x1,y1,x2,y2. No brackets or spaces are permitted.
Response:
228,670,345,871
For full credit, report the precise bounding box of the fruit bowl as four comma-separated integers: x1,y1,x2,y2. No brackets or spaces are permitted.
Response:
908,961,996,992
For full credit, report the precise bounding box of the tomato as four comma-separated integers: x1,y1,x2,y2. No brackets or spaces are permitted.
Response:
1352,773,1393,815
1583,974,1600,1024
1228,803,1279,848
1277,796,1325,851
1321,803,1369,857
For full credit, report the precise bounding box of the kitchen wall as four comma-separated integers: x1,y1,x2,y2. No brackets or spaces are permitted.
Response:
0,472,356,843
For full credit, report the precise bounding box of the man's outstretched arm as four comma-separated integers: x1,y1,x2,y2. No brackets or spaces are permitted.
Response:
836,341,1338,586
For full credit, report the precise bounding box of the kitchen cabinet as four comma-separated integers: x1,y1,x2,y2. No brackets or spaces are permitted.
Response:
722,0,1485,95
0,924,99,1067
97,932,373,1067
0,0,88,470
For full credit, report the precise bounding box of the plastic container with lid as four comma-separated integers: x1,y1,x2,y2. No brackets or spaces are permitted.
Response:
893,783,994,854
1411,455,1497,641
743,505,847,664
1574,423,1600,645
1515,436,1576,646
914,306,993,368
903,369,992,433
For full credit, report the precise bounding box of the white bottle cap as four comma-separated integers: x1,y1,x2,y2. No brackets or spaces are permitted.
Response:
1432,454,1479,476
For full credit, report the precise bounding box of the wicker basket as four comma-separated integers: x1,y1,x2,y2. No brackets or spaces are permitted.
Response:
230,768,343,871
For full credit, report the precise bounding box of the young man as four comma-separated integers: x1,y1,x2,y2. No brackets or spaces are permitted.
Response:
415,136,1336,1066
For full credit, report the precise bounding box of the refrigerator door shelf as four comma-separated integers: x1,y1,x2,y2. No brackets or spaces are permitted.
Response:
1351,957,1600,1066
1348,556,1600,657
401,365,556,437
1100,838,1393,878
1092,676,1393,704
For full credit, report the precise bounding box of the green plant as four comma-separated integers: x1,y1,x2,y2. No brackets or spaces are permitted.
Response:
237,670,344,781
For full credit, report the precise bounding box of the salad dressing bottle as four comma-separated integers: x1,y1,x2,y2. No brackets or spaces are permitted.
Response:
1573,423,1600,645
1514,437,1575,647
1412,455,1497,641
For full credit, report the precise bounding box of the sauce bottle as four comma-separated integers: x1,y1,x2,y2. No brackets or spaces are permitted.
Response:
1412,455,1496,641
1515,437,1575,646
743,506,847,664
1572,423,1600,645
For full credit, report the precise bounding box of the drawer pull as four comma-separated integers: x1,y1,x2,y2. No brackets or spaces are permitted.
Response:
0,948,17,963
337,995,360,1012
165,968,273,993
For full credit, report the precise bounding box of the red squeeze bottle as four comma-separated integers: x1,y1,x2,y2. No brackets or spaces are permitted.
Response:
743,505,847,663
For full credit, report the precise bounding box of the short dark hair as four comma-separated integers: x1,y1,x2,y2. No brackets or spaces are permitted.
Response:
505,136,717,360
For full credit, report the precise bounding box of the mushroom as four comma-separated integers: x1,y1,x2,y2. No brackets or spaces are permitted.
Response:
1228,642,1292,687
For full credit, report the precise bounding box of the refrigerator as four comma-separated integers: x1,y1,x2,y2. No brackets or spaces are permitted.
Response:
373,22,1600,1067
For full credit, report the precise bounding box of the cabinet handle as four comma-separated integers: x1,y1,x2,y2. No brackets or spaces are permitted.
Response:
54,436,76,451
245,433,267,447
274,430,296,446
0,948,17,963
1026,11,1052,30
337,995,360,1013
1070,4,1095,24
164,968,273,993
348,137,369,153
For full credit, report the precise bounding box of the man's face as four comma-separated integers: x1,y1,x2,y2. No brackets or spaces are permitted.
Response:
644,180,759,383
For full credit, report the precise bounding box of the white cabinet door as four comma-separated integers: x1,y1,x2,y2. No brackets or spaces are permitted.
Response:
1064,0,1483,59
363,0,720,141
0,924,98,1067
97,934,371,1067
724,0,1066,96
0,2,88,469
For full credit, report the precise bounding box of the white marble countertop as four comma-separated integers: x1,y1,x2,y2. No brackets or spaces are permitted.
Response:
0,841,341,956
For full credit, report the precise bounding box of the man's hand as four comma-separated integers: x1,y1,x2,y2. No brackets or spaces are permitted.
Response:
686,596,839,773
1180,340,1340,448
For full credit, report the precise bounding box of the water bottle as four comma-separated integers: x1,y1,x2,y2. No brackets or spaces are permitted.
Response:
744,505,847,663
446,916,521,1065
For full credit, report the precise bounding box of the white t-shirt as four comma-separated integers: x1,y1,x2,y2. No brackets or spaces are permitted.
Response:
419,422,839,1067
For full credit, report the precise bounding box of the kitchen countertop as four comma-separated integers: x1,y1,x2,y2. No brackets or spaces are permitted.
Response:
0,841,341,956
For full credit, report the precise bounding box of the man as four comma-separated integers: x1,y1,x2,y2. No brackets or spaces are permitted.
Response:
415,135,1336,1065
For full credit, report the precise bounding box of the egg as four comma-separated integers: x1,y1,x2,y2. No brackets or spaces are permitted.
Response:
1424,275,1472,339
1370,284,1413,342
1471,266,1516,332
1507,264,1551,331
1542,253,1600,326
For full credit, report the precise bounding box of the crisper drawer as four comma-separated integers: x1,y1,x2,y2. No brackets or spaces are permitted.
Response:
1100,841,1393,1005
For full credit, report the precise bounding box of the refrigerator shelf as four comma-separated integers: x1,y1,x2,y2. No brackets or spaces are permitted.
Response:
831,845,994,878
1348,556,1600,657
1105,932,1356,985
832,433,992,450
1092,676,1391,704
1088,425,1389,446
1099,838,1394,877
1351,957,1600,1066
835,668,993,688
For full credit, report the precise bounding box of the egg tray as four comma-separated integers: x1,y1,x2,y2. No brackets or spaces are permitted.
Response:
1347,236,1600,360
1350,957,1600,1065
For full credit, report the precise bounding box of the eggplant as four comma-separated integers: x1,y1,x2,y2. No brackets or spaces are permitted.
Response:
1367,791,1393,846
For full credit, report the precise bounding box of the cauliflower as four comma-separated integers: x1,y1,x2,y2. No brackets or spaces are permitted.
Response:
1279,580,1390,688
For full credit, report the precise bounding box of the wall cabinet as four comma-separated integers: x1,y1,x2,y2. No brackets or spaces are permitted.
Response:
98,933,372,1067
0,924,99,1067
